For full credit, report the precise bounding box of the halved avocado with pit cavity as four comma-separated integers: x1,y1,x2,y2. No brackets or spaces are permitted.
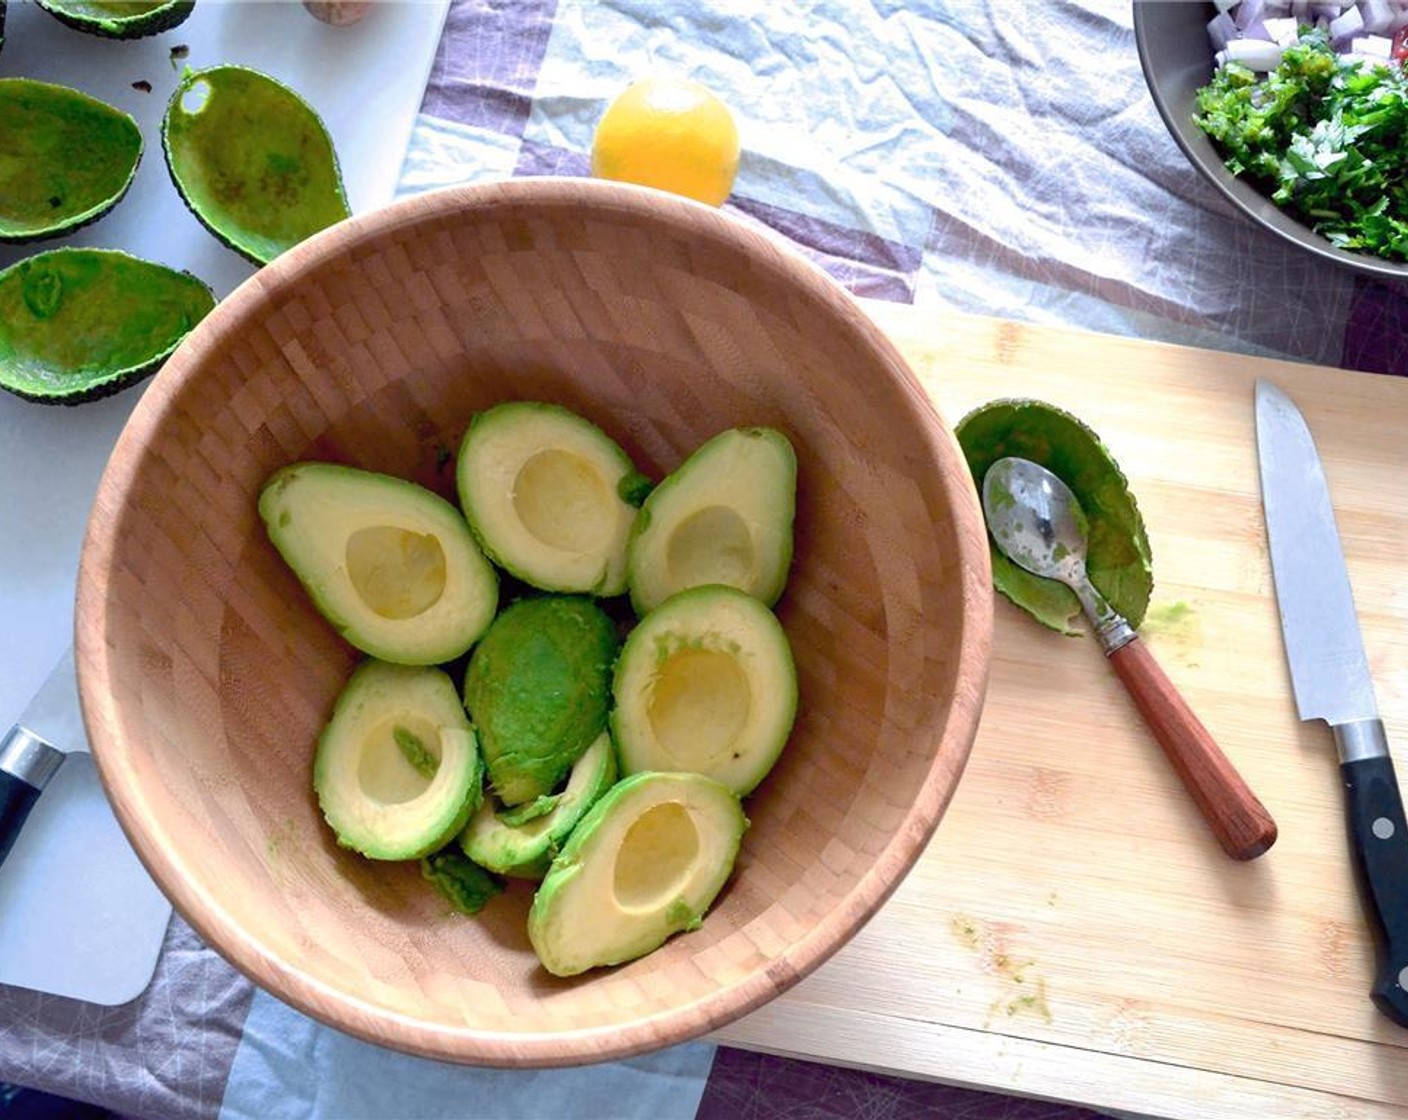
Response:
527,770,748,977
258,462,500,666
163,65,351,266
0,249,215,405
612,584,798,797
0,78,142,243
314,659,485,861
35,0,194,40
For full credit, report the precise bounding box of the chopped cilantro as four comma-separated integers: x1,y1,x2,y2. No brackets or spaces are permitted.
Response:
1194,28,1408,261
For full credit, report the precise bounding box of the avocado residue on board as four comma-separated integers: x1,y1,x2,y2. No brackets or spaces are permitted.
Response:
1141,600,1201,667
956,398,1153,636
950,912,1054,1025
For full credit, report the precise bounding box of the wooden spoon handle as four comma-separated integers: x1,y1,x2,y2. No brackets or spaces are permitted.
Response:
1108,636,1278,861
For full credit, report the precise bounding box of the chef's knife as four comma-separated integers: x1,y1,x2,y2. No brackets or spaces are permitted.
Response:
1255,379,1408,1028
0,647,83,870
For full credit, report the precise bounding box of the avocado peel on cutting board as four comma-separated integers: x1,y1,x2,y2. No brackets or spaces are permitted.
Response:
957,397,1153,636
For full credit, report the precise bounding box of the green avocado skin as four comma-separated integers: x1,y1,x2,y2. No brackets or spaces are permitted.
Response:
0,78,142,244
162,65,351,266
34,0,195,40
0,248,215,405
957,398,1153,635
464,595,620,807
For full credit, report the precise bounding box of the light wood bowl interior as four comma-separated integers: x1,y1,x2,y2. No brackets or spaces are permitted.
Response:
76,178,992,1065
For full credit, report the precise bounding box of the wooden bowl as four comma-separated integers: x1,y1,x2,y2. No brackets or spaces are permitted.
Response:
76,178,992,1065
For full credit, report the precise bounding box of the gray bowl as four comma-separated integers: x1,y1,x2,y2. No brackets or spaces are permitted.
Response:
1134,0,1408,281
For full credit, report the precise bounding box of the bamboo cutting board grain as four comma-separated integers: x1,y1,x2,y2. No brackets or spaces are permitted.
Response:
711,301,1408,1120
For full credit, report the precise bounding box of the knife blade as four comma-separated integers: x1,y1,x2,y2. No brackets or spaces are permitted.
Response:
0,646,86,869
1255,379,1408,1029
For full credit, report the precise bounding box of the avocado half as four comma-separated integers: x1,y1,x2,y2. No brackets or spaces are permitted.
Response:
0,248,215,405
463,595,620,808
527,770,747,977
34,0,195,39
0,78,142,244
611,583,798,797
162,64,351,265
258,462,500,665
456,401,651,597
627,426,796,615
956,397,1153,635
314,660,485,861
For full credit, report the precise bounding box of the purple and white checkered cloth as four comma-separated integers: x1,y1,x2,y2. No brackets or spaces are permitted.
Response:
5,2,1403,1118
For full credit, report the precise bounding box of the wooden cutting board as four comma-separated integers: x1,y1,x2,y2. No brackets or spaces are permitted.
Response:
711,301,1408,1120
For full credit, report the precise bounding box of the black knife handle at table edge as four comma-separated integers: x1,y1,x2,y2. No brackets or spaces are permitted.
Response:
0,768,44,870
1342,753,1408,1028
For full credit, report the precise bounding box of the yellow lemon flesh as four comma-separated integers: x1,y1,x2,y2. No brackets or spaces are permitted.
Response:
591,77,740,207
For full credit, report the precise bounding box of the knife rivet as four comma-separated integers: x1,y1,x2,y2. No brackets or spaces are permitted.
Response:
1372,817,1396,841
1400,966,1408,992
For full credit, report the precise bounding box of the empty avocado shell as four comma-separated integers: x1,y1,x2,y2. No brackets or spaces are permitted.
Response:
0,78,141,243
957,397,1153,636
162,65,351,266
34,0,194,39
0,248,216,405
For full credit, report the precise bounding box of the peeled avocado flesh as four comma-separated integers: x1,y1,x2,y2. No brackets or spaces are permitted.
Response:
527,770,747,977
460,729,617,879
612,584,797,797
956,398,1153,635
0,78,141,243
259,462,499,665
627,427,796,616
0,248,215,404
35,0,194,38
163,65,350,266
314,660,484,861
456,401,650,596
463,595,619,807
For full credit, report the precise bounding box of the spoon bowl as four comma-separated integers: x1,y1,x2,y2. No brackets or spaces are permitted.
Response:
981,456,1277,861
982,456,1133,653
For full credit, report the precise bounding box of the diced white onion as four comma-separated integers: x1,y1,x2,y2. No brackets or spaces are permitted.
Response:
1225,37,1287,68
1263,16,1303,43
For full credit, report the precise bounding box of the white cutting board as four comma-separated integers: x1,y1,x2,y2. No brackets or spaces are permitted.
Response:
0,0,450,1004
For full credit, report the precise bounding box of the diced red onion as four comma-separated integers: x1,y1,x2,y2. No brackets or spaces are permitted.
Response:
1236,0,1268,27
1361,0,1397,32
1210,0,1408,68
1330,5,1366,46
1208,9,1239,51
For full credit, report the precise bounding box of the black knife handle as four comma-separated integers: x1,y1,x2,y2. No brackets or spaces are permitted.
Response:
0,768,44,869
1342,753,1408,1028
0,727,65,872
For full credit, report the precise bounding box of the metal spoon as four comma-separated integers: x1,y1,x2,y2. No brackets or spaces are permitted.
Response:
982,456,1277,861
